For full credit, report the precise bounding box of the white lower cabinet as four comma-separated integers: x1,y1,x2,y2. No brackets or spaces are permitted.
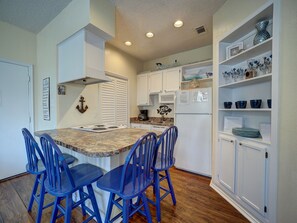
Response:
130,123,151,130
218,133,268,218
218,134,236,193
150,125,168,132
237,140,267,216
130,123,168,132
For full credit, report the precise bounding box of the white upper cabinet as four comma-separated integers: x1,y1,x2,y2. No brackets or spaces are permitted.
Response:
163,67,181,92
147,67,181,95
137,73,150,106
148,71,163,94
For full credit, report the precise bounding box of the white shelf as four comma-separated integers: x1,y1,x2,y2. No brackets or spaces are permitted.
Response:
220,2,273,43
219,108,271,112
182,59,212,70
218,131,271,145
182,77,213,83
219,38,272,66
219,73,272,88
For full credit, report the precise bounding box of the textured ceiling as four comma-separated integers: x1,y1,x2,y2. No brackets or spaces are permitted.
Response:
109,0,226,61
0,0,226,61
0,0,72,33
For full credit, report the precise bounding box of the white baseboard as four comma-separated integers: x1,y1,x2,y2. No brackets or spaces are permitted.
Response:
210,181,260,223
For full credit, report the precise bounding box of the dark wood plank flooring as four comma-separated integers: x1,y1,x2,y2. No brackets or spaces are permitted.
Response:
0,168,248,223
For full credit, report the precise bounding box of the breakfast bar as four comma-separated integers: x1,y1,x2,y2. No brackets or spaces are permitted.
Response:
34,127,161,157
34,127,162,220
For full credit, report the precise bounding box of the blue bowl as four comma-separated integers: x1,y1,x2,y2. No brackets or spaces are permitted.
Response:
250,99,262,108
235,101,247,109
224,102,232,109
267,99,272,108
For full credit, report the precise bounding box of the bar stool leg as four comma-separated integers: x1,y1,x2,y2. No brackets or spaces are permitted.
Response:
154,171,161,223
87,184,102,223
122,199,130,223
104,193,115,223
141,193,152,223
28,174,40,212
50,197,61,223
36,175,46,223
65,194,73,223
166,170,176,205
79,188,87,216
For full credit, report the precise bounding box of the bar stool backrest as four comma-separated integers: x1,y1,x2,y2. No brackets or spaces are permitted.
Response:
22,128,45,174
120,132,157,196
40,133,75,190
154,126,178,170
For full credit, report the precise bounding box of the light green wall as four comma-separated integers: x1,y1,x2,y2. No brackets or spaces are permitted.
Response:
90,0,115,38
0,21,36,65
36,0,116,130
105,43,143,118
277,0,297,221
143,45,212,72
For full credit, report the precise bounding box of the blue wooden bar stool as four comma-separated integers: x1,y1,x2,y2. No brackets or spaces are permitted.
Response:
40,133,104,223
151,126,178,223
97,132,157,223
21,128,76,223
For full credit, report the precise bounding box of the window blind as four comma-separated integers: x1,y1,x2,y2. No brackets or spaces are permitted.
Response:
100,76,128,126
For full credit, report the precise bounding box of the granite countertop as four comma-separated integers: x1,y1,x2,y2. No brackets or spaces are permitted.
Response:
130,117,174,127
35,128,162,158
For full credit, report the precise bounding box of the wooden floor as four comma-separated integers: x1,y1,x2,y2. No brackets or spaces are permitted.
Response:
0,168,249,223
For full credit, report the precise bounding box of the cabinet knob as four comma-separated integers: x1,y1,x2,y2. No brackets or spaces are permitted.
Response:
239,142,242,146
230,140,234,143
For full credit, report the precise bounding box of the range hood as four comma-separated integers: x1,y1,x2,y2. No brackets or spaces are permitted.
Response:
58,28,111,85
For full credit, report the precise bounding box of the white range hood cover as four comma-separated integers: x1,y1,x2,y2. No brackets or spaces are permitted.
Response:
58,28,111,85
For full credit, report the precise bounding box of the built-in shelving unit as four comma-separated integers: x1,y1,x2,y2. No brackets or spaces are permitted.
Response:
219,108,271,112
213,2,278,223
181,60,213,90
219,38,272,66
219,73,272,88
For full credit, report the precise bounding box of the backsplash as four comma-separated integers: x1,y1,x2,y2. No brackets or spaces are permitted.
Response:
139,94,174,118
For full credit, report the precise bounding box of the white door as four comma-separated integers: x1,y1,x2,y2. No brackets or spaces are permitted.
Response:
100,76,128,126
237,141,267,215
148,71,162,94
0,60,33,180
174,114,212,176
137,74,149,106
163,68,180,92
218,134,236,193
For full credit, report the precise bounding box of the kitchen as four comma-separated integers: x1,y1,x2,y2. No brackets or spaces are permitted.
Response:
0,0,296,223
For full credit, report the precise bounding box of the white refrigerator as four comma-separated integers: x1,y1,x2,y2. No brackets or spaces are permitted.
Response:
174,87,212,176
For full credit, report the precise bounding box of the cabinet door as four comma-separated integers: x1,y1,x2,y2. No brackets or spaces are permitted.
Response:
149,71,163,94
137,74,149,105
151,125,168,132
237,141,267,215
130,123,151,130
130,123,141,128
163,68,180,92
218,135,236,193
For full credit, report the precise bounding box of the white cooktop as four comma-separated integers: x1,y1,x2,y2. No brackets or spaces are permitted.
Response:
71,124,127,133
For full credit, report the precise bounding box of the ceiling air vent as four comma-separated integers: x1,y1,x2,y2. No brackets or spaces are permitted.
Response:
195,26,206,35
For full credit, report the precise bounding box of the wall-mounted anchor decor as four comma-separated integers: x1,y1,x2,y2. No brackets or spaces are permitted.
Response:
76,96,88,113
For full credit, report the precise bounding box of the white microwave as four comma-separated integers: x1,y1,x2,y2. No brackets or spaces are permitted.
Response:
159,92,175,104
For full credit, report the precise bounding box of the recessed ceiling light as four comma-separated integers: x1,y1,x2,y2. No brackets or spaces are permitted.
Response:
146,32,154,38
174,20,183,28
124,41,132,46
